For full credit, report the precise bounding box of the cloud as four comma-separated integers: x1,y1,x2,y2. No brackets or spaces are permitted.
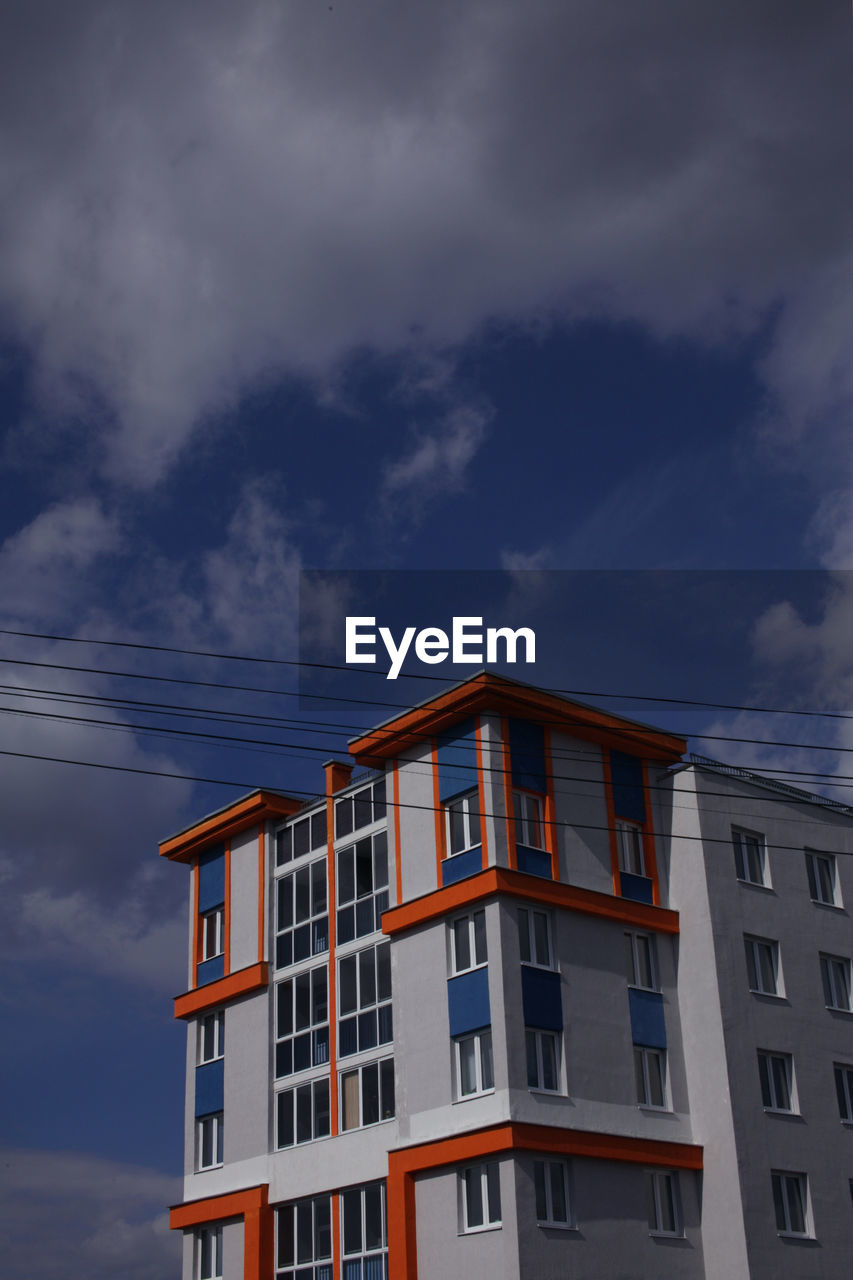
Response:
381,403,489,516
0,498,121,619
1,2,852,485
0,1148,180,1280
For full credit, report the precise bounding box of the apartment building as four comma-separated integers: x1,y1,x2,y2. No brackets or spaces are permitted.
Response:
161,672,853,1279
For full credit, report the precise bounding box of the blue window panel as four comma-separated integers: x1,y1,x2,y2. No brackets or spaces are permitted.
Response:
197,955,225,986
521,967,563,1031
195,1059,224,1117
516,845,552,879
198,844,226,913
441,846,482,886
620,872,654,904
509,718,546,793
609,751,646,822
629,988,666,1048
343,1262,361,1280
447,968,491,1036
437,719,478,802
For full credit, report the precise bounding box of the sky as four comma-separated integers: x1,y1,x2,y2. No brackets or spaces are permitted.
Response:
2,2,853,1275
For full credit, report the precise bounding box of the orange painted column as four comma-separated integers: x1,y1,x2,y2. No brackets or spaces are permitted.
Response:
500,717,516,870
543,728,559,881
474,716,489,867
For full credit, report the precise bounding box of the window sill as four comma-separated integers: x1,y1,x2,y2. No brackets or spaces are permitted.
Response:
776,1232,817,1243
459,1224,502,1236
446,844,483,859
748,989,787,1002
810,899,845,912
528,1087,564,1097
537,1221,578,1232
638,1104,673,1115
196,1163,223,1173
649,1230,684,1240
628,983,661,994
825,1005,853,1016
454,1090,496,1105
736,879,774,892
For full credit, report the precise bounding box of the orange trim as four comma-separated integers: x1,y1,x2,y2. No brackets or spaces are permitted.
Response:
223,840,232,977
474,717,489,867
257,828,265,964
161,791,302,862
431,740,444,887
325,760,353,794
392,759,403,905
500,716,516,870
332,1186,341,1280
349,673,686,767
543,728,559,881
640,760,660,906
382,866,679,938
174,962,269,1019
326,784,339,1136
191,861,200,988
388,1121,702,1279
601,750,621,895
170,1184,273,1280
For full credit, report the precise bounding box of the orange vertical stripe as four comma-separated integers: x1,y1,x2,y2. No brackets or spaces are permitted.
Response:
544,728,559,881
223,840,231,976
257,828,265,964
332,1189,341,1280
326,788,338,1135
191,860,200,988
500,717,516,871
601,749,621,894
431,740,444,887
474,717,489,868
640,760,660,906
392,759,403,905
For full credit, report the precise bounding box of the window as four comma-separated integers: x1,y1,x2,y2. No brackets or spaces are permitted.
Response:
275,859,328,969
276,1196,332,1280
338,941,392,1058
733,827,768,886
197,1225,222,1280
518,907,553,968
446,790,482,856
513,790,545,849
533,1159,572,1227
276,1080,331,1148
201,907,224,961
526,1028,560,1092
197,1112,223,1169
199,1010,225,1063
451,910,487,974
616,820,645,875
634,1046,667,1109
276,810,327,866
821,953,852,1011
335,779,386,839
745,935,781,996
340,1058,395,1130
275,968,329,1078
341,1182,387,1277
807,851,839,906
771,1171,811,1237
625,931,657,990
758,1051,795,1112
336,833,389,944
835,1063,853,1121
455,1030,494,1098
460,1162,501,1231
646,1170,681,1236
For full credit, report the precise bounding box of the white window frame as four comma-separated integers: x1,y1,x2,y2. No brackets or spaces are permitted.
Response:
646,1170,681,1237
533,1159,573,1228
198,1010,225,1064
197,1224,222,1280
806,850,839,906
757,1051,796,1113
275,857,329,969
340,1181,387,1272
616,820,645,876
450,909,487,974
513,789,546,849
201,906,224,961
338,939,393,1058
340,1057,395,1131
459,1161,502,1233
335,779,387,840
518,906,554,969
745,935,782,996
834,1062,853,1122
526,1028,560,1092
275,1195,332,1280
625,931,658,991
275,966,329,1079
634,1046,667,1109
732,827,769,887
275,1079,331,1149
821,953,852,1011
197,1112,223,1170
446,790,482,857
454,1029,494,1099
771,1170,812,1237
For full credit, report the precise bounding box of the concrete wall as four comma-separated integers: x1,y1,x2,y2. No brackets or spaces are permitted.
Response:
415,1159,520,1279
549,732,613,892
396,743,437,901
230,825,259,973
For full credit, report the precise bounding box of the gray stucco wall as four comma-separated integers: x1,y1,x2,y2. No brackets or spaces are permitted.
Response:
229,826,259,973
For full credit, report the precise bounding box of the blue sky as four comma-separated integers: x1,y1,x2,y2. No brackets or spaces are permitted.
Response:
1,2,853,1276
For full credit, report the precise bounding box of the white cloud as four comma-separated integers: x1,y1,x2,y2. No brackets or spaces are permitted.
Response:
0,498,121,618
381,404,489,515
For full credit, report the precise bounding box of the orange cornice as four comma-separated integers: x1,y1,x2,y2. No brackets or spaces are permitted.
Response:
170,1183,267,1229
160,791,303,863
173,961,268,1019
349,673,685,767
381,866,679,937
